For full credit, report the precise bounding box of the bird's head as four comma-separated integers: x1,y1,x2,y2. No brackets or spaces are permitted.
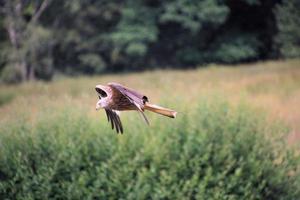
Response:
95,84,111,110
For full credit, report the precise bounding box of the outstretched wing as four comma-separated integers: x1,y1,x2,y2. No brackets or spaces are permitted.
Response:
108,82,149,125
105,109,123,134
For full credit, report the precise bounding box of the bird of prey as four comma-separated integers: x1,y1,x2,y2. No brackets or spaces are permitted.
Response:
95,82,177,133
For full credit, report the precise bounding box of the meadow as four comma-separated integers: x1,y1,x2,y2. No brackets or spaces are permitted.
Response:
0,59,300,199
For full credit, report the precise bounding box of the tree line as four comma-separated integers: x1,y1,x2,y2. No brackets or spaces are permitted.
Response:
0,0,299,83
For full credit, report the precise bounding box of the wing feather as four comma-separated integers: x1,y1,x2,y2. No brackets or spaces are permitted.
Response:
108,82,148,107
133,101,149,125
105,109,123,134
109,82,149,125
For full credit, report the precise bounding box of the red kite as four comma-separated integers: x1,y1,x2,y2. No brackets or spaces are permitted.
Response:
95,82,177,133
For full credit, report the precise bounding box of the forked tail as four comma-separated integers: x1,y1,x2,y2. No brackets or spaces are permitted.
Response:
144,102,177,118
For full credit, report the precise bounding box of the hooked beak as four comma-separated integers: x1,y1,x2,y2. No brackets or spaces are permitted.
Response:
96,99,101,110
95,84,109,111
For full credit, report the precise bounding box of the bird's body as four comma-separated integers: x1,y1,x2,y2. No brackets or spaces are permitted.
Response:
98,86,135,110
95,82,177,133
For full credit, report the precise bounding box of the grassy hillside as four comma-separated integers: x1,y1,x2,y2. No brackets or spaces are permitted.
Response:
0,59,299,199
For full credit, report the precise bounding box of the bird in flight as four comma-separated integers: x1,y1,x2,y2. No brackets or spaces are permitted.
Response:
95,82,177,133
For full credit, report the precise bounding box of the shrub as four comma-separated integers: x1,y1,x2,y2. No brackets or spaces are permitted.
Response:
0,101,299,199
0,65,23,84
275,0,300,58
78,53,106,74
210,33,261,64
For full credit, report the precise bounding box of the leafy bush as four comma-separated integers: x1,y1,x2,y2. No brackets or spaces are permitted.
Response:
275,0,300,58
0,65,23,84
0,101,299,199
78,53,106,74
108,4,158,69
177,47,204,65
160,0,229,33
210,33,261,63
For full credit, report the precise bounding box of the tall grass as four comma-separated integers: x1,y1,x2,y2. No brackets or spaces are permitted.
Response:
0,99,299,199
0,92,14,107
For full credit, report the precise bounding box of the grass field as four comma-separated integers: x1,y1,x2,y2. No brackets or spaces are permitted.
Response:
0,59,300,199
1,59,300,142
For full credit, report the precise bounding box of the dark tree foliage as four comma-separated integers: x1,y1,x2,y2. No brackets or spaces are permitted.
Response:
275,0,300,58
0,0,298,82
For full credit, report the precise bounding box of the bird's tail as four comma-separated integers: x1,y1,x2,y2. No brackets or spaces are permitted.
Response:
144,102,177,118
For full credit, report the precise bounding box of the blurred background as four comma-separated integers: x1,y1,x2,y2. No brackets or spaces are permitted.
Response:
0,0,300,199
0,0,299,83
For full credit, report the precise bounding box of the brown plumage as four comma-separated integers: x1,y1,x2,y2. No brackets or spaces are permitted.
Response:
95,82,177,134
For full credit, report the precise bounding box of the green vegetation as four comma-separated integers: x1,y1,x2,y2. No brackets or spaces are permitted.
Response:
0,60,300,199
0,100,299,199
0,91,14,106
1,0,300,83
275,0,300,58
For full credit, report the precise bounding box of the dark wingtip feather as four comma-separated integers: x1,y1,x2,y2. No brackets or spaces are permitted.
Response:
115,113,123,134
105,109,110,122
105,109,123,134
